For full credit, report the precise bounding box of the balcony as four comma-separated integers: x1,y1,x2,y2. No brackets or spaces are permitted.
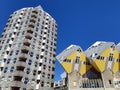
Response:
28,24,35,28
10,81,25,88
21,49,29,54
25,35,32,40
13,71,25,76
27,29,33,34
32,10,38,14
25,33,32,39
21,45,29,50
23,42,30,47
23,38,31,43
16,66,25,71
30,19,36,23
31,14,37,19
19,56,27,62
11,86,20,90
13,76,22,81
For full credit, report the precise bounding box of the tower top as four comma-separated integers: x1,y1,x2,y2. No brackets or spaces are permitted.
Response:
35,5,43,10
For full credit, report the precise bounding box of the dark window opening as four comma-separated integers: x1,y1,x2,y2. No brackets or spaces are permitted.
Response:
28,24,35,28
32,10,38,14
25,35,32,40
21,49,29,54
14,76,22,81
16,66,25,71
23,42,30,47
109,80,112,84
51,83,54,87
27,30,33,34
19,57,27,62
37,80,40,84
11,87,20,90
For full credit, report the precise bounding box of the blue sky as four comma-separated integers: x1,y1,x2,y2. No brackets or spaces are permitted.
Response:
0,0,120,81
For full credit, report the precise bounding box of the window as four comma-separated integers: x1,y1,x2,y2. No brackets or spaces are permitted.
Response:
39,63,42,66
44,57,47,62
13,58,17,63
41,81,44,87
109,80,112,84
33,39,36,43
48,74,50,79
14,76,22,81
10,66,14,72
42,72,45,77
46,45,48,49
34,33,37,37
36,54,39,59
76,57,79,63
23,88,26,90
49,59,51,64
36,28,39,32
51,83,54,87
6,59,10,64
4,34,7,38
23,77,29,84
4,67,8,73
22,31,25,35
16,50,19,55
40,36,42,40
4,45,7,50
18,43,21,48
0,46,2,50
26,68,30,74
9,51,14,56
73,81,77,87
16,66,25,71
9,33,12,37
33,70,37,76
7,39,10,43
38,71,41,74
11,87,20,90
43,65,46,69
52,67,55,71
2,40,5,44
28,60,32,65
50,47,52,51
37,80,40,84
29,52,33,57
52,61,55,64
17,32,20,36
48,66,51,71
34,62,38,67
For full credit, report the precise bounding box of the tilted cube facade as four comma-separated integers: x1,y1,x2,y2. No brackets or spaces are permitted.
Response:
56,42,120,90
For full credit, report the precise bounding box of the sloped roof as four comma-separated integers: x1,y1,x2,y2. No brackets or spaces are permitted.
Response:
56,45,82,63
85,41,114,59
116,43,120,53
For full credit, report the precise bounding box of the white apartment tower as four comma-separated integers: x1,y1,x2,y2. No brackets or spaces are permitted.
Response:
0,6,57,90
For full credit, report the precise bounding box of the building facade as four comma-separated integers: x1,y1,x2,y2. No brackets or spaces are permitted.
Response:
0,6,57,90
56,42,120,90
54,72,68,90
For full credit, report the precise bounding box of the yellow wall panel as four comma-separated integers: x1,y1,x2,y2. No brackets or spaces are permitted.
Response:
80,64,86,75
113,62,119,74
113,49,119,59
92,60,106,72
100,47,110,57
67,51,77,60
79,64,92,75
86,65,92,72
92,61,100,72
80,52,86,61
62,62,72,73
